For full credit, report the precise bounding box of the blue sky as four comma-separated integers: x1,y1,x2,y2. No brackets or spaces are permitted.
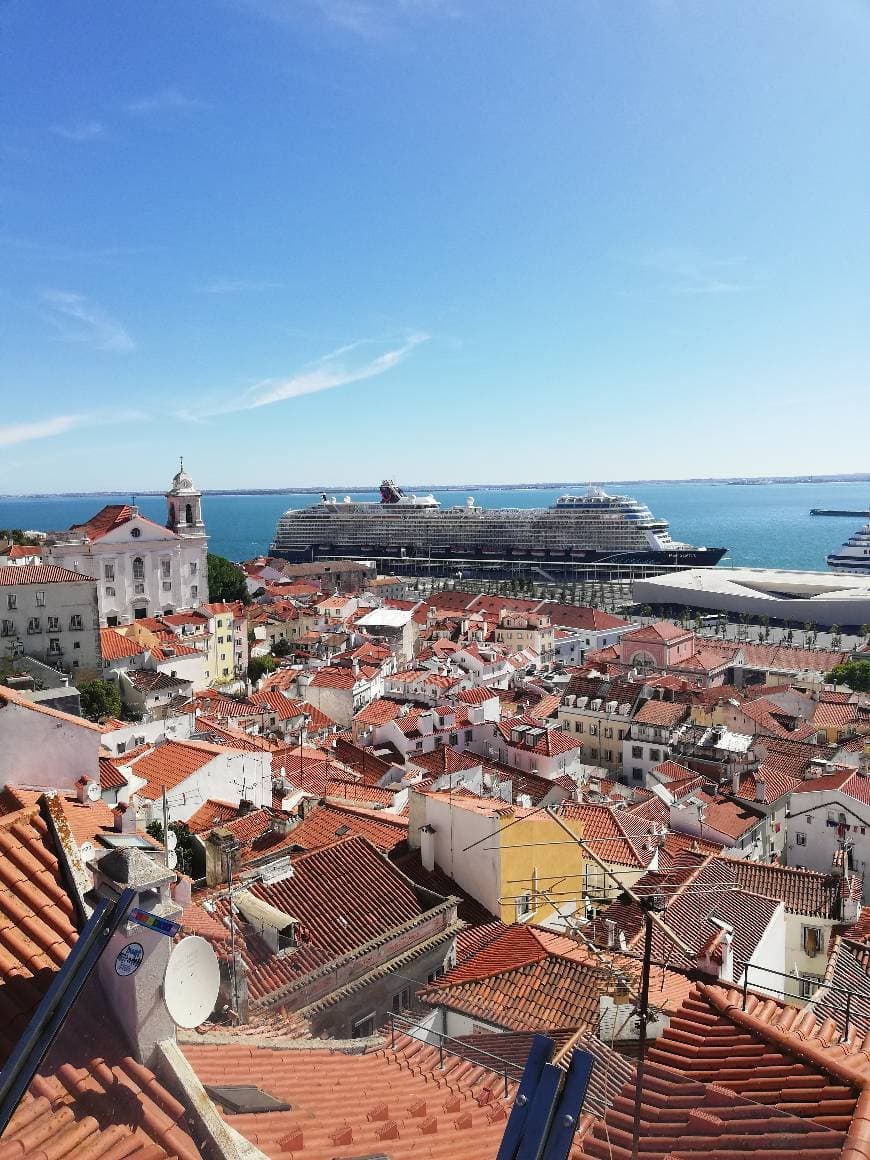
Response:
1,0,868,491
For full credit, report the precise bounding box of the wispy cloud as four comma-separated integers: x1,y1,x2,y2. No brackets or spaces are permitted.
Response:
630,246,757,296
234,0,461,40
182,332,429,419
50,120,107,142
124,87,209,115
0,409,147,449
40,290,136,352
0,236,150,266
196,278,284,295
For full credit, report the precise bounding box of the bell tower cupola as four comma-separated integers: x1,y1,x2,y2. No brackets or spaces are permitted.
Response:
166,457,205,537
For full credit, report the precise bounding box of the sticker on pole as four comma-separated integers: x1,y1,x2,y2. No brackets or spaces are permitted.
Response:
115,942,144,976
129,907,182,938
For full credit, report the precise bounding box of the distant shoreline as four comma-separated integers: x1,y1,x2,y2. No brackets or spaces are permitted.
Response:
1,474,869,500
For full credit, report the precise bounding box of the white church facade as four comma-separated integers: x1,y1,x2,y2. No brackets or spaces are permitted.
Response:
47,464,209,627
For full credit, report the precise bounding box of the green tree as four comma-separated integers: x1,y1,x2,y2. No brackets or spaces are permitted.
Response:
78,679,121,722
248,654,276,685
860,624,870,640
826,660,870,692
271,637,291,658
207,553,251,605
146,820,197,876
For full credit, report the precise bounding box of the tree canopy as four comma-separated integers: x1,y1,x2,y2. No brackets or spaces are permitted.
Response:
207,553,251,605
78,678,121,722
826,659,870,693
248,654,276,685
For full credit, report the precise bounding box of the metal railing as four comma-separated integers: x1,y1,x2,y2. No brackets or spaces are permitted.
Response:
386,1010,524,1098
737,958,870,1042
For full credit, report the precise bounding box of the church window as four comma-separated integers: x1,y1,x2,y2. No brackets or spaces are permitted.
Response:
132,557,144,580
130,527,141,538
185,503,193,524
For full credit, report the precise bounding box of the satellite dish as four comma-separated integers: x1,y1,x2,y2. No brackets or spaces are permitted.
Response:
166,829,178,851
86,781,102,802
163,936,220,1029
80,841,95,863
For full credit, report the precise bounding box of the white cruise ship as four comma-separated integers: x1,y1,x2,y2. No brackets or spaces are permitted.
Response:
270,480,726,575
827,513,870,574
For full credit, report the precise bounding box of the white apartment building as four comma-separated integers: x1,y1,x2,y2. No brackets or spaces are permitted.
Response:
47,463,208,627
0,564,100,676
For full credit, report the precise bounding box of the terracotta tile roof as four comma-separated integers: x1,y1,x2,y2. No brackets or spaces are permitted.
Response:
536,603,629,631
719,855,843,917
97,716,126,733
308,665,357,689
814,699,869,729
409,746,480,778
559,801,658,867
689,788,765,839
657,829,725,869
99,627,146,661
624,619,689,643
0,801,199,1160
98,754,127,790
736,764,801,804
790,764,870,806
579,987,859,1160
595,857,781,968
456,686,496,706
0,787,125,850
68,503,133,540
124,669,190,693
6,544,42,559
353,696,403,725
186,797,243,834
322,779,397,808
126,738,229,799
528,692,561,719
245,834,423,962
0,563,92,585
437,924,552,984
183,1030,515,1160
454,918,509,964
740,640,850,674
282,802,408,854
633,698,690,727
497,718,582,757
0,804,79,1056
194,716,276,751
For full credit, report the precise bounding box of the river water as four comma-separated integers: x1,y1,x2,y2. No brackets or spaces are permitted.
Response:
1,481,867,570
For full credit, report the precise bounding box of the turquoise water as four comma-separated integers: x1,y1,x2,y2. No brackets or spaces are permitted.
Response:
1,481,868,570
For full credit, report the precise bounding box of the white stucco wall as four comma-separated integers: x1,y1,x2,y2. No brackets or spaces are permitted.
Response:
0,696,101,791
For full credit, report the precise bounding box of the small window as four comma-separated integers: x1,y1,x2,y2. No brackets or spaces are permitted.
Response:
7,595,16,610
27,617,40,633
162,581,172,592
800,974,822,1000
191,585,198,601
632,746,643,759
795,831,807,846
134,583,145,595
802,925,824,957
190,561,197,576
47,616,60,632
391,988,411,1013
132,557,145,580
106,586,116,596
48,638,61,655
104,563,115,581
161,559,171,579
69,614,83,631
351,1013,376,1038
0,620,13,636
649,748,661,762
516,892,532,920
35,591,45,607
632,767,643,779
130,527,141,538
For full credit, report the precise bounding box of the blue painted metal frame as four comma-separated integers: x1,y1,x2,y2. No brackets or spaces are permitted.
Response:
496,1034,554,1160
498,1039,596,1160
0,886,136,1136
542,1049,595,1160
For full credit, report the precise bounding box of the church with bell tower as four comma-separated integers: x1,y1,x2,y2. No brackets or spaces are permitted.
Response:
47,461,210,627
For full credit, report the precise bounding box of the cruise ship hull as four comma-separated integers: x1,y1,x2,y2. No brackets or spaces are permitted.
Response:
268,538,726,572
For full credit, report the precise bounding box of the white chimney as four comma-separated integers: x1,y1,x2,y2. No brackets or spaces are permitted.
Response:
420,824,436,872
